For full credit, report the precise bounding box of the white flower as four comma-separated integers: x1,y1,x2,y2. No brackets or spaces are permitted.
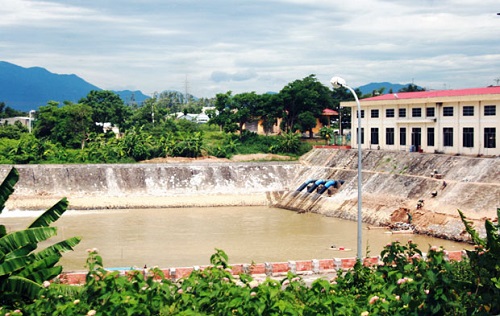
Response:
361,311,369,316
87,310,97,316
249,280,259,288
42,281,51,288
74,299,80,305
369,296,379,304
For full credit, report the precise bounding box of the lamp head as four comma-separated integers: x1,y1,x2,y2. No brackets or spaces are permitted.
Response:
330,76,347,89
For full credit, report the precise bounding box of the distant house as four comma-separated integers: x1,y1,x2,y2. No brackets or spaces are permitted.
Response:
340,86,500,156
0,116,31,127
175,112,209,124
242,108,339,136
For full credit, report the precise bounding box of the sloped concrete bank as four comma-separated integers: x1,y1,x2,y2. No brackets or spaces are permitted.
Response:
278,148,499,241
0,162,298,210
1,149,498,241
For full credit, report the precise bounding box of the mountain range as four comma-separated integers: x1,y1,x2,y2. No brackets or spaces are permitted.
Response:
0,61,413,112
0,61,150,112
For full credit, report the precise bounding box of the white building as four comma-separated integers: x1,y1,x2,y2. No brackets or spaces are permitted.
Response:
340,86,500,156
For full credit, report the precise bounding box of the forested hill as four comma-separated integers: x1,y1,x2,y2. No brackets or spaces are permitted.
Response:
0,61,149,112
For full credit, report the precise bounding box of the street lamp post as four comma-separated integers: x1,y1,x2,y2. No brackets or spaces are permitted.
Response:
330,76,363,261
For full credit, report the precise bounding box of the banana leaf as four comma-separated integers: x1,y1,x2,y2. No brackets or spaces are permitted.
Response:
20,253,61,276
0,255,34,277
28,197,69,228
0,227,57,261
0,168,19,214
5,244,37,260
49,282,83,297
20,255,63,283
0,225,6,238
0,275,42,300
33,236,81,261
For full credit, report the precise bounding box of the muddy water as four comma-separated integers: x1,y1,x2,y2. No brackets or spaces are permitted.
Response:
2,206,471,272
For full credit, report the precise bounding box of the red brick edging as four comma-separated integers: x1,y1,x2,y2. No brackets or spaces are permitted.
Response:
58,250,466,285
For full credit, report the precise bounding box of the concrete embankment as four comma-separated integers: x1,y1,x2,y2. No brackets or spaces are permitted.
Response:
279,148,499,241
1,149,498,241
0,162,298,210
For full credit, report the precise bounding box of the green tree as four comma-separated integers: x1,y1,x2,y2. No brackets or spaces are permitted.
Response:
0,102,27,118
256,93,283,135
33,101,59,141
279,74,332,134
0,121,28,139
296,111,317,138
79,90,131,132
398,83,425,92
56,103,93,149
211,91,238,133
232,92,260,134
34,102,93,149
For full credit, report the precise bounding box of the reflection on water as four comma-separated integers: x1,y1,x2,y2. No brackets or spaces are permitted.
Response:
2,206,471,271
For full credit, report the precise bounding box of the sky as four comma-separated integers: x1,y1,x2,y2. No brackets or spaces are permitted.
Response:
1,0,499,98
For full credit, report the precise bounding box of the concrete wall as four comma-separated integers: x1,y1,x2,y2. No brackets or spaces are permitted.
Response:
1,149,498,240
278,148,499,240
0,162,299,210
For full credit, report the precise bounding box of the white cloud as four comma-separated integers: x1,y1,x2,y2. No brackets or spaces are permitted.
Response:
0,0,498,98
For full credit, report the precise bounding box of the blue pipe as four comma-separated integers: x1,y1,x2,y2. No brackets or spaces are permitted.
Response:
307,179,327,193
296,179,317,192
317,180,345,194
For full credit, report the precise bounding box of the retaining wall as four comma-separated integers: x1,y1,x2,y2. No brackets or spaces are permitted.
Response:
59,251,466,285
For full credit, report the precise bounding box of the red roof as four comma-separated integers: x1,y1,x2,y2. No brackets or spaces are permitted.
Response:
322,108,339,115
362,86,500,101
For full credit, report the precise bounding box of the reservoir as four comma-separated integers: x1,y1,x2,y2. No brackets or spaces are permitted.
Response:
2,206,471,272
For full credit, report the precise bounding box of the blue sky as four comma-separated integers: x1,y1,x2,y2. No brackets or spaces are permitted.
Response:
1,0,499,98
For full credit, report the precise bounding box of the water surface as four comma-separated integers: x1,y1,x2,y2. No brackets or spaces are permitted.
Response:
2,206,471,271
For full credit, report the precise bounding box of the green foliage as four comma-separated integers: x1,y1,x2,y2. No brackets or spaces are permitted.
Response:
459,208,500,314
0,121,28,139
0,168,81,308
79,90,132,132
319,126,335,145
270,132,303,155
7,212,500,316
280,74,333,133
296,111,317,138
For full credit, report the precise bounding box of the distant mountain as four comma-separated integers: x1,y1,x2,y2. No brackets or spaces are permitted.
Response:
0,61,150,112
114,90,150,106
357,82,421,96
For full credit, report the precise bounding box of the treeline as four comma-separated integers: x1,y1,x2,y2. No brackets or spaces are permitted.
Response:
0,75,362,164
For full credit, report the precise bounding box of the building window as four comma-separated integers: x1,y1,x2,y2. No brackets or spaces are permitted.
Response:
443,128,453,147
412,108,422,117
484,127,496,148
358,127,364,144
371,109,379,118
386,109,395,118
426,107,435,117
463,106,474,116
386,128,395,145
427,127,435,146
356,109,365,118
371,128,379,145
443,107,454,116
400,128,406,146
399,108,406,118
463,128,474,148
484,105,496,116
